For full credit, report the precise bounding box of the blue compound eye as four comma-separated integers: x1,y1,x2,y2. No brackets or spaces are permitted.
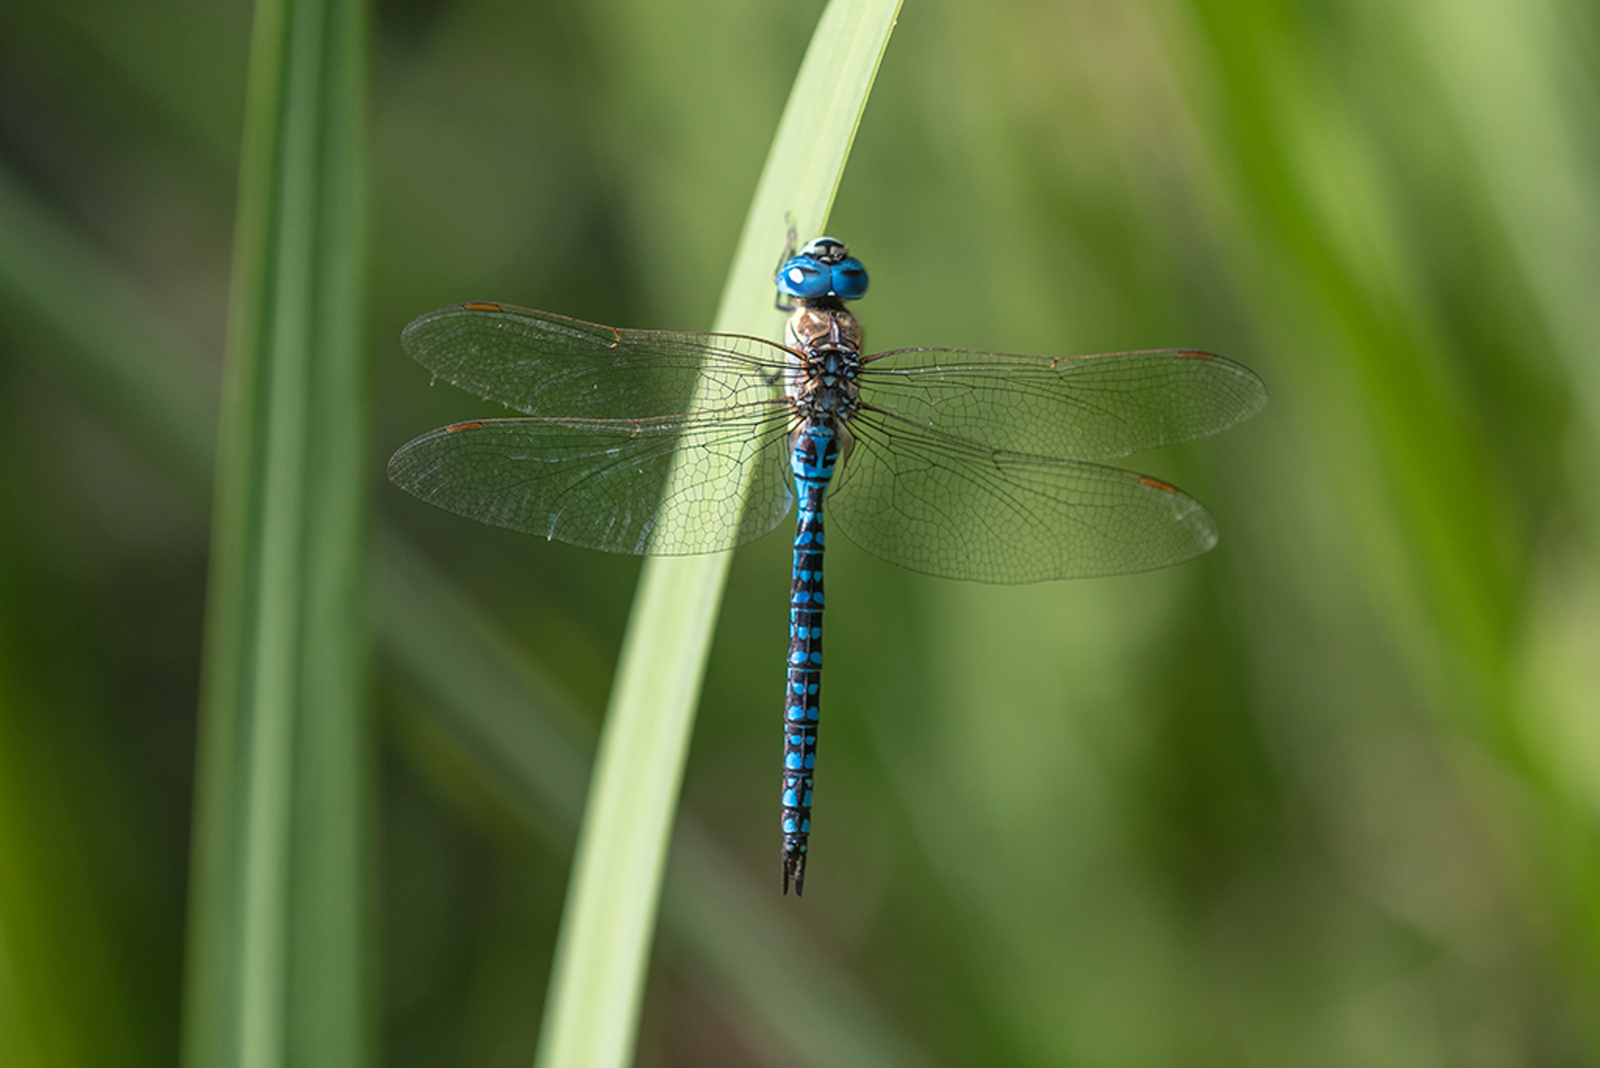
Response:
775,256,834,299
830,258,868,300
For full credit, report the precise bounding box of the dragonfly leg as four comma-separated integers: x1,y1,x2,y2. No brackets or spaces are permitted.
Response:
773,217,801,312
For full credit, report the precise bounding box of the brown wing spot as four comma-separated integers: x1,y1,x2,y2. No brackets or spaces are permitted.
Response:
462,302,502,312
445,420,485,433
1177,350,1214,360
605,326,622,348
1139,476,1178,493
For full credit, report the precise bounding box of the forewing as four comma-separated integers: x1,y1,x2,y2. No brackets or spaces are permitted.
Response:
387,411,795,555
859,347,1267,460
827,413,1218,583
402,302,793,417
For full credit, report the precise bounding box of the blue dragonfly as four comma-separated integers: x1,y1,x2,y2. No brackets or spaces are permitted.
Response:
388,237,1267,894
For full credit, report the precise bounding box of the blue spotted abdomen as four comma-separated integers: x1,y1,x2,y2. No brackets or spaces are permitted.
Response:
782,420,838,895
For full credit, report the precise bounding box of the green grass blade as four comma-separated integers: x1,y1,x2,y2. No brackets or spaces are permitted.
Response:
180,0,371,1062
533,2,902,1066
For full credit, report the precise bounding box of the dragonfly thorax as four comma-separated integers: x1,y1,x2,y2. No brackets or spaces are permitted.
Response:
786,302,863,352
785,304,864,427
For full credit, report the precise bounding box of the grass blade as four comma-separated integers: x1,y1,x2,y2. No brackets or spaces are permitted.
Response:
179,0,371,1063
533,2,902,1066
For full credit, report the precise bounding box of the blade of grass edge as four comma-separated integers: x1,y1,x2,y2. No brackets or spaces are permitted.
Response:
532,2,903,1066
181,0,371,1063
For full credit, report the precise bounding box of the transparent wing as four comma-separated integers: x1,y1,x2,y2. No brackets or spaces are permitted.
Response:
402,302,794,417
858,347,1267,460
827,412,1218,583
387,408,795,555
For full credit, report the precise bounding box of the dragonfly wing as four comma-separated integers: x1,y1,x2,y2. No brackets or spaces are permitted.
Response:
402,302,794,417
387,411,795,555
859,347,1267,460
827,413,1218,583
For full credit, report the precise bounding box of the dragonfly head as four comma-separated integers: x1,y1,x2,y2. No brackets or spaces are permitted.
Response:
775,236,869,302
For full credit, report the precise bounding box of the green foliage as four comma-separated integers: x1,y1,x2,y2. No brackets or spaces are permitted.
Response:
1,0,1598,1064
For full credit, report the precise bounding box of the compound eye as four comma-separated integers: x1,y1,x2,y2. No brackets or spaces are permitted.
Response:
775,256,833,299
830,258,869,300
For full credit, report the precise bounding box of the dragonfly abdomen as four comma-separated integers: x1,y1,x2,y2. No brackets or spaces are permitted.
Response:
781,420,839,895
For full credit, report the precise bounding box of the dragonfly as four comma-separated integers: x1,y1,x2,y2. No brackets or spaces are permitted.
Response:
387,236,1267,895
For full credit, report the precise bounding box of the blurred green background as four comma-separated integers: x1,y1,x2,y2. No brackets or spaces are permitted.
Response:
3,0,1599,1064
